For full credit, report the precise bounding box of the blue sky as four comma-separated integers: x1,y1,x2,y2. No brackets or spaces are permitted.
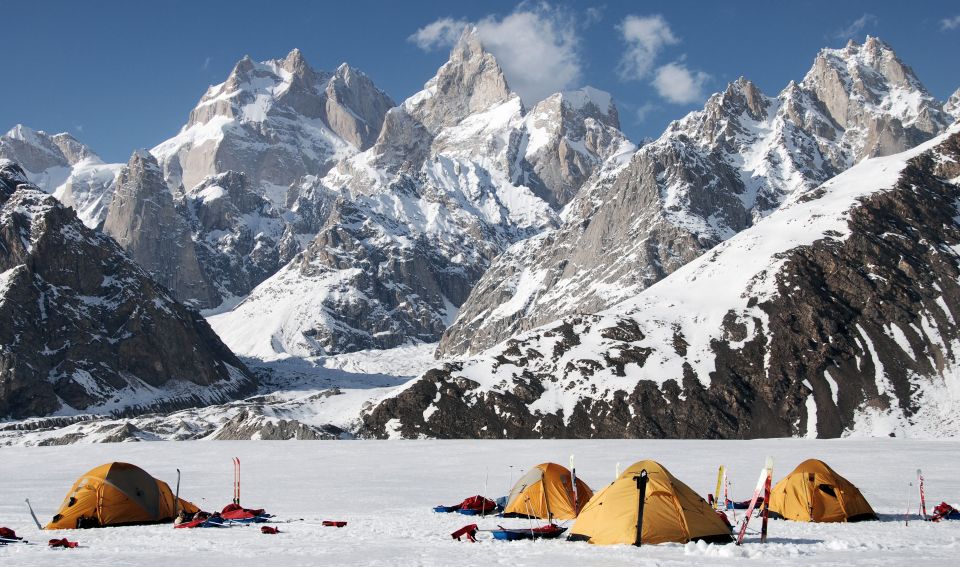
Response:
4,0,959,162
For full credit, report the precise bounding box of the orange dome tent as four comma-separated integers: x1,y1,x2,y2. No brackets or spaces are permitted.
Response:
502,462,592,520
46,462,198,529
768,459,877,523
568,460,733,545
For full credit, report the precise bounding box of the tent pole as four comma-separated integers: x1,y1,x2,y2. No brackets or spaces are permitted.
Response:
634,470,648,547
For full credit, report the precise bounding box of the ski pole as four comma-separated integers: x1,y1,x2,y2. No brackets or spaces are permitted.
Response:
482,468,488,519
903,480,914,526
175,468,181,517
26,499,42,530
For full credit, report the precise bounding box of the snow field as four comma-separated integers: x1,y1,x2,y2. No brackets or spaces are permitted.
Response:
1,438,959,566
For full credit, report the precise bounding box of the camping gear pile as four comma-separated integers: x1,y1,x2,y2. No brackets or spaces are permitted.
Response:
434,495,498,515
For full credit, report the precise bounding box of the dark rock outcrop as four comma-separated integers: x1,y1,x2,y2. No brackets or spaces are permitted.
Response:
0,160,255,419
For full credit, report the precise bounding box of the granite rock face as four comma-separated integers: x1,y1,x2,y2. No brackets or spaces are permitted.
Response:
363,129,960,439
0,160,256,420
152,49,395,201
439,37,955,359
103,151,219,308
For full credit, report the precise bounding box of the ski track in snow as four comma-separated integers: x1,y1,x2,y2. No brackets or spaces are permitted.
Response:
1,439,959,566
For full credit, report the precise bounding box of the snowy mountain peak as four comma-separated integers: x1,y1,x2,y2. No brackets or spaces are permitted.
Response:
438,38,954,360
282,47,308,73
408,26,515,133
0,125,99,172
947,88,960,121
152,49,393,196
803,36,945,139
556,86,619,129
130,148,157,166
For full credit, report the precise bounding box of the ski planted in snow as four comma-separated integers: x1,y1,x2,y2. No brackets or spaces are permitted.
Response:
633,469,648,547
233,457,241,505
918,469,927,519
736,457,773,546
714,465,726,510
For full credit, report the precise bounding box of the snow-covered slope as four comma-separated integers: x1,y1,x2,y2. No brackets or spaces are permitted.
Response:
439,37,955,358
209,29,631,359
365,126,960,439
0,125,121,227
0,160,256,420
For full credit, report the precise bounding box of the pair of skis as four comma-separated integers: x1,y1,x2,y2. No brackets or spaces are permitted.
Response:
735,457,773,546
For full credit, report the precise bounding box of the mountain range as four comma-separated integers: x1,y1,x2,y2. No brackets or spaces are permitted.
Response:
1,31,958,441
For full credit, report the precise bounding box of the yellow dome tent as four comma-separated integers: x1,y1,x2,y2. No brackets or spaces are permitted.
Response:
46,462,199,529
502,462,592,520
768,459,877,523
568,460,733,545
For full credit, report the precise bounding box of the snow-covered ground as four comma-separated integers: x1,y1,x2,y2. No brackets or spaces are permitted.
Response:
1,439,958,565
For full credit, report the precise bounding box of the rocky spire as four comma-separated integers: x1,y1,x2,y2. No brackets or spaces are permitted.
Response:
103,150,219,307
324,62,396,150
404,26,515,133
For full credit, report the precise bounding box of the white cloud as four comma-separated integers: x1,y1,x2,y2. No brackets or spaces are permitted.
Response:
408,17,470,50
633,102,656,123
617,14,678,80
942,15,960,30
201,56,212,71
584,6,604,26
653,62,710,104
833,13,877,40
409,5,582,106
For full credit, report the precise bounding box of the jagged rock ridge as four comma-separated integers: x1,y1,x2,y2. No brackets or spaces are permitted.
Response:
439,36,955,358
